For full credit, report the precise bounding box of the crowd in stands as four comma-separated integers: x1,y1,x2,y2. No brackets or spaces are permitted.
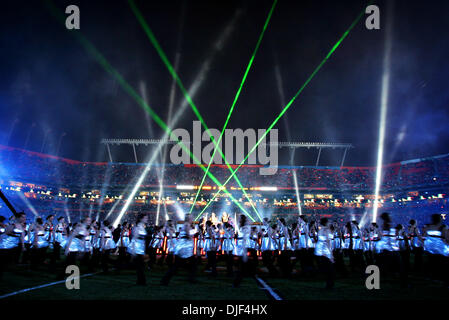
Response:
1,145,448,226
1,145,448,193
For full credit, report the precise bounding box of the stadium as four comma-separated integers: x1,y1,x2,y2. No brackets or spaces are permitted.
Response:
1,144,448,227
1,0,449,305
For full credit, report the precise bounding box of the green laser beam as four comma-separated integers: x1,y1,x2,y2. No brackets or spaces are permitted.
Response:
44,0,256,222
189,0,277,216
129,0,262,221
197,5,367,218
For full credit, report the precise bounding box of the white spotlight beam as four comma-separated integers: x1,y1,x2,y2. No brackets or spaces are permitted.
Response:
292,170,302,215
373,3,393,223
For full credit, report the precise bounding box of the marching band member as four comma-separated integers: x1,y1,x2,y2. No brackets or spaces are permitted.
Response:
407,219,423,272
161,214,197,285
59,217,91,279
296,215,311,275
127,214,148,285
149,226,164,267
250,226,260,272
117,221,130,270
100,220,116,273
0,216,5,236
203,220,217,276
331,222,346,276
307,219,318,274
397,224,410,274
21,218,32,264
362,227,371,265
44,215,55,250
350,220,365,272
222,222,235,276
232,214,251,288
277,218,292,277
30,217,49,270
164,220,177,266
314,218,335,289
342,222,352,251
376,213,406,287
260,220,277,276
0,212,26,279
291,222,300,270
54,217,67,262
90,221,101,270
82,223,96,270
422,214,449,286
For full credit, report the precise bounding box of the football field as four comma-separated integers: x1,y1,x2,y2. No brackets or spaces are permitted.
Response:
1,256,448,300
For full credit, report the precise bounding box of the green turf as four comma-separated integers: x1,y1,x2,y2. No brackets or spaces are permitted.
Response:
1,256,448,300
0,261,267,300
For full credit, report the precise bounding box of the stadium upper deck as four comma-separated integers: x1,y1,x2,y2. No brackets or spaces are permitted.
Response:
1,144,448,193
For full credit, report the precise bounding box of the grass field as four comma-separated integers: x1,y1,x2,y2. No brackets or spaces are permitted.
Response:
1,255,448,300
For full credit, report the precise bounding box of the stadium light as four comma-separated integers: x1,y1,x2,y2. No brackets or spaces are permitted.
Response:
197,5,367,217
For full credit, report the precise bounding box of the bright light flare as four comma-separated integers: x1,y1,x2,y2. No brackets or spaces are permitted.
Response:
256,187,278,192
176,185,195,190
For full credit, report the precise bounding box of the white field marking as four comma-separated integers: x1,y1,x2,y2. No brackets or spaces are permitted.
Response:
255,275,283,300
0,271,101,299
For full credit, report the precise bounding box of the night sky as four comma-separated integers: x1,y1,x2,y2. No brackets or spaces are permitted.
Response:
1,0,448,167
